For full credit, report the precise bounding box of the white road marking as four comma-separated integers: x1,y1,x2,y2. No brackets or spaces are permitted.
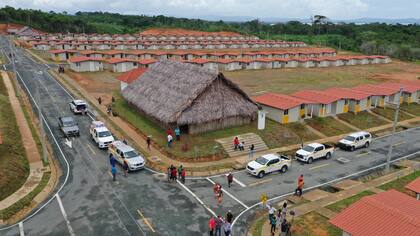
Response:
87,144,96,155
18,222,24,236
55,194,75,236
224,174,247,187
206,178,250,209
64,138,72,148
393,141,405,147
248,178,272,187
356,151,370,157
177,179,217,217
137,209,156,233
308,163,329,170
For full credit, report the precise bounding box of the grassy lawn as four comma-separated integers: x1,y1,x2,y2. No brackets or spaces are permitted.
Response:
306,117,355,136
0,75,29,201
291,211,341,236
113,93,321,158
337,111,389,129
401,103,420,116
326,190,375,212
372,107,413,121
379,170,420,197
251,215,266,236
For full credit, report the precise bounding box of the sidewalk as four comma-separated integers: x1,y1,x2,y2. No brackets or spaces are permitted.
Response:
0,71,44,211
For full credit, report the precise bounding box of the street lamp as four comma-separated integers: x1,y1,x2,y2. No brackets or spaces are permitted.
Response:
385,88,403,172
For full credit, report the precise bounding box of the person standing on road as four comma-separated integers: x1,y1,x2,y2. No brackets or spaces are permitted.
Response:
217,186,223,204
226,210,233,223
175,127,181,141
171,166,177,182
248,144,255,158
123,160,129,177
167,134,173,148
109,153,116,167
111,165,117,181
167,167,171,182
227,172,233,188
223,220,232,236
181,168,186,183
146,136,151,150
178,165,183,179
208,217,216,236
295,174,304,197
215,215,223,236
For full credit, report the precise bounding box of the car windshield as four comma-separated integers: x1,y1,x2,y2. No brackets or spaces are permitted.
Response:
344,136,356,141
98,131,111,138
302,146,315,152
76,104,86,110
62,119,75,127
124,150,139,159
255,157,268,165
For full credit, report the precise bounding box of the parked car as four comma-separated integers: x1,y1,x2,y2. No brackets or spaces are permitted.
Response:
108,141,145,171
58,116,79,137
89,121,114,148
246,154,291,178
295,143,334,164
69,99,88,115
337,131,372,151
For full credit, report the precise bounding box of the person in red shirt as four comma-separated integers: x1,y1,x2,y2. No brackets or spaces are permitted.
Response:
181,169,186,183
171,167,177,182
295,174,304,196
233,137,239,151
208,217,216,236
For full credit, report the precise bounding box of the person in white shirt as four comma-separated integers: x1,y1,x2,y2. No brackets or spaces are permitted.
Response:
167,134,173,148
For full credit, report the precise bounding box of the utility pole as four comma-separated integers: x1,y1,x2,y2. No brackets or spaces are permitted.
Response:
385,88,403,172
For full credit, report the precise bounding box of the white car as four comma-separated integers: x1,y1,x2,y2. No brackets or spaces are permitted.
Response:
108,141,145,171
89,121,114,148
337,131,372,151
69,99,88,114
246,154,291,178
295,143,334,164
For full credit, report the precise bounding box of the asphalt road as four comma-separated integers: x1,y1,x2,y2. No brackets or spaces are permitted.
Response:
0,36,419,236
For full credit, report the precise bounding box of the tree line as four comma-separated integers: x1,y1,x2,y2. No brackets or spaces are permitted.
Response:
1,6,420,61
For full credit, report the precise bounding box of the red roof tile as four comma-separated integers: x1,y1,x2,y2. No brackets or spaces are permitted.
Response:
107,58,137,64
323,87,371,100
406,177,420,193
291,90,340,104
68,56,104,63
352,84,398,96
330,190,420,236
378,82,419,93
253,93,313,110
116,68,148,83
138,59,157,65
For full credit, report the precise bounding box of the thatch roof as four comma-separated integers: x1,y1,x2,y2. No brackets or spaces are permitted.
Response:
122,60,258,126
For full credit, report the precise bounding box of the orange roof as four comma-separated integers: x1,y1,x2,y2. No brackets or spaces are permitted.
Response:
291,90,340,104
79,50,99,55
68,56,104,63
116,68,148,83
330,190,420,236
107,58,137,64
406,177,420,193
352,84,399,96
253,93,313,110
138,59,157,65
323,87,370,100
379,82,419,93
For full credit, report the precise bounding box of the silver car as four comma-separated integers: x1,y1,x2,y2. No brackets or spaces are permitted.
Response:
58,116,80,137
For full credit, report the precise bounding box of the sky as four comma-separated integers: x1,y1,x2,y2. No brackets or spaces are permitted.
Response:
2,0,420,20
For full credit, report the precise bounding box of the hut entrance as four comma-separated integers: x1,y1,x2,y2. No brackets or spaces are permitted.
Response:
180,125,189,134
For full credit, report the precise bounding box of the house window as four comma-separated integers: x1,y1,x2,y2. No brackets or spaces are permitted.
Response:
133,62,137,66
356,100,360,105
284,109,289,115
344,100,349,105
76,62,80,67
300,104,305,109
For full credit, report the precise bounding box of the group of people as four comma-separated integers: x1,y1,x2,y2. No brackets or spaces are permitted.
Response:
233,137,255,158
109,153,129,181
208,211,234,236
166,127,181,148
268,202,290,236
96,96,115,115
167,165,186,183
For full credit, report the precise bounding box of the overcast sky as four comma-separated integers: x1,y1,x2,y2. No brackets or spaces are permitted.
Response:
2,0,420,20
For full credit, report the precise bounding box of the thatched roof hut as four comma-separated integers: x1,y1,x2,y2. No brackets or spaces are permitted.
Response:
122,60,258,134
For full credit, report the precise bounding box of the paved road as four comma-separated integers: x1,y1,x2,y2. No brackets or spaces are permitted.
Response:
0,36,419,236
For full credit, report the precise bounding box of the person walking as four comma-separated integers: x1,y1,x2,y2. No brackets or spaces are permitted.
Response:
223,220,231,236
295,174,304,196
107,104,112,115
181,168,186,183
226,210,233,224
97,96,102,105
280,202,288,221
171,166,177,182
109,153,116,167
111,165,117,182
227,172,233,188
280,219,288,236
238,141,244,151
178,165,183,179
208,217,216,236
146,136,151,150
123,160,129,177
270,215,277,235
167,134,173,148
248,144,255,158
111,96,115,103
233,137,239,150
217,186,223,204
174,127,181,141
215,215,223,236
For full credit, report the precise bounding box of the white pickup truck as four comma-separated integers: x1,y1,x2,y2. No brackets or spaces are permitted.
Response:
295,143,334,164
89,121,115,148
246,154,292,178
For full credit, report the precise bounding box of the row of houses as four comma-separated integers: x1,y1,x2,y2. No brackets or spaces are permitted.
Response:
253,82,420,124
32,39,306,51
68,55,391,73
50,48,336,62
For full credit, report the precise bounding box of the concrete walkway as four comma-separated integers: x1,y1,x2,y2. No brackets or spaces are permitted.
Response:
0,71,44,210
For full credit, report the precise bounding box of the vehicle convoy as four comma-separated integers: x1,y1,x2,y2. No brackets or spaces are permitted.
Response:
295,143,334,164
69,99,88,115
337,131,372,151
247,154,291,178
58,116,80,137
108,141,145,171
89,121,115,148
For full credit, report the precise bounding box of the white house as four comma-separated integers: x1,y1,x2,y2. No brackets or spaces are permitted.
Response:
292,90,346,117
107,58,139,73
68,57,104,72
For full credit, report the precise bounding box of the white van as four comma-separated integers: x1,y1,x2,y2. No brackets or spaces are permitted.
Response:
337,131,372,151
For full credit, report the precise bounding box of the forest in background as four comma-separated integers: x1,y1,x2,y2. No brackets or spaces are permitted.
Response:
1,6,420,61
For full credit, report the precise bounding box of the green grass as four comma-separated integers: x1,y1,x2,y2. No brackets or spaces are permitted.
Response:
0,75,30,201
306,117,355,136
113,93,321,158
292,211,341,236
0,172,50,220
372,107,413,121
326,190,375,212
401,103,420,116
251,215,266,236
379,170,420,197
337,111,389,129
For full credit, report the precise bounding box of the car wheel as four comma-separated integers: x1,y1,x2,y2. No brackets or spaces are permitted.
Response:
307,157,313,164
280,165,288,173
325,152,331,159
351,146,355,152
258,171,265,178
364,142,370,148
